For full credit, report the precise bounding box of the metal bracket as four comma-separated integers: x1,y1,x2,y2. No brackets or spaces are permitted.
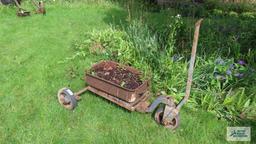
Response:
146,95,176,113
162,105,179,124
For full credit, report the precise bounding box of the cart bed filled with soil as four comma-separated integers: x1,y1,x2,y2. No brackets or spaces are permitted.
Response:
91,63,143,90
86,61,148,103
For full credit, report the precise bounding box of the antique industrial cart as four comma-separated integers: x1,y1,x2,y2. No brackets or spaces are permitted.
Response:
57,19,203,129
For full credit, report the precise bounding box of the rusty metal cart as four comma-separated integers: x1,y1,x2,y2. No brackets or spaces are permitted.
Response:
1,0,45,17
57,19,203,130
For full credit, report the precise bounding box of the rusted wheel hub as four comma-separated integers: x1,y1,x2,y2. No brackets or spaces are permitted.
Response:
154,107,180,130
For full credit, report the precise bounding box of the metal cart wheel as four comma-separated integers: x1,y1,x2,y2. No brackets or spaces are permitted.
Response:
154,107,180,130
57,88,77,110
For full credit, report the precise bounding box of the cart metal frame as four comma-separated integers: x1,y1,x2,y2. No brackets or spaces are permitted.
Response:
57,19,203,130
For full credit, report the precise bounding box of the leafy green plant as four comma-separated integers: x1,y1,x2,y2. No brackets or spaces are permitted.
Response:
212,9,224,16
192,57,255,121
240,12,256,19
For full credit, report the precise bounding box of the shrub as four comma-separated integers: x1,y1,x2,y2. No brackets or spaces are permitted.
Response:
228,11,239,17
240,12,255,19
192,57,256,121
212,9,223,16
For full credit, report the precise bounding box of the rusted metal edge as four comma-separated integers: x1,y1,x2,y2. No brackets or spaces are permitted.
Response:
86,61,149,93
87,86,150,111
86,73,149,93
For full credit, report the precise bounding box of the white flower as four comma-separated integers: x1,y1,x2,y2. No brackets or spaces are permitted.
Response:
176,14,181,18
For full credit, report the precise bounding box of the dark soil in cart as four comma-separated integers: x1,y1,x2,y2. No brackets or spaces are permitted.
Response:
91,64,143,90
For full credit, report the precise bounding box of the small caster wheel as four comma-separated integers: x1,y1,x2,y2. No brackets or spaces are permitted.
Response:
57,88,77,110
154,107,180,130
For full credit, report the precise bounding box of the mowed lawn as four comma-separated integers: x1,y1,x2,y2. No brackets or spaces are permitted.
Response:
0,2,230,144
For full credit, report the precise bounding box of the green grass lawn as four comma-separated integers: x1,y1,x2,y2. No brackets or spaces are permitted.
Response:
0,2,242,144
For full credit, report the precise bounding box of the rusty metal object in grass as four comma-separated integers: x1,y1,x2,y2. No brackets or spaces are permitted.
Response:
87,86,150,111
86,61,149,103
57,86,150,111
153,19,203,129
57,19,203,130
13,0,30,17
16,8,30,17
32,0,46,15
4,0,46,17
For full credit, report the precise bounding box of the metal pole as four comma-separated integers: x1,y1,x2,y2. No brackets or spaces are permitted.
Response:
75,87,89,96
13,0,21,8
176,19,203,110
